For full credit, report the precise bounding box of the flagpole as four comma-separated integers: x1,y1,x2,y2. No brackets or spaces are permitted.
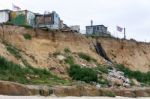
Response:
124,28,126,39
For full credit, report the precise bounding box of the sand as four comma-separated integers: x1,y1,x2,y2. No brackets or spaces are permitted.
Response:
0,96,150,99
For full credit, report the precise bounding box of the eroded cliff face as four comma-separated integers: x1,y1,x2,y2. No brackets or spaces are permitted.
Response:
0,25,149,75
98,37,150,72
0,80,150,97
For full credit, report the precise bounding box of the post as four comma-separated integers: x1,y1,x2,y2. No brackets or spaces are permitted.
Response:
124,28,126,39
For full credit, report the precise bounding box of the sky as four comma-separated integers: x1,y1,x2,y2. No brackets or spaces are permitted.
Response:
0,0,150,42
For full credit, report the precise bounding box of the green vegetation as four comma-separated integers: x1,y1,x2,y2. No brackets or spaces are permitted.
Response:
98,78,109,85
78,52,96,62
95,65,108,74
21,25,33,29
68,64,98,83
23,33,32,40
7,46,21,59
65,56,74,65
2,40,21,59
103,92,116,97
116,64,150,84
64,48,71,53
0,56,68,85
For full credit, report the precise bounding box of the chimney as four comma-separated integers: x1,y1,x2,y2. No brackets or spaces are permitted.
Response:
91,20,93,26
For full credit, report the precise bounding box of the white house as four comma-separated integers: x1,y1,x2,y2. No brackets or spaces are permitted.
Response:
0,9,11,23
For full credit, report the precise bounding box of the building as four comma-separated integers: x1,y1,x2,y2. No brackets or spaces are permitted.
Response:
35,11,61,30
86,25,110,36
70,25,80,32
35,13,52,28
0,9,11,23
9,10,35,27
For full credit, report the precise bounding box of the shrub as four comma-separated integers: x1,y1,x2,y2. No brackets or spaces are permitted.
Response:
65,56,74,65
23,33,32,40
98,79,109,85
78,52,96,62
64,48,71,53
95,65,108,74
116,64,150,84
69,64,98,83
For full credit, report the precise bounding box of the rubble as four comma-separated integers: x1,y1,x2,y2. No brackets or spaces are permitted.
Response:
108,68,131,87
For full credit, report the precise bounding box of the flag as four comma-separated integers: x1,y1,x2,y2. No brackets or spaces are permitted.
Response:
117,26,123,32
12,4,21,11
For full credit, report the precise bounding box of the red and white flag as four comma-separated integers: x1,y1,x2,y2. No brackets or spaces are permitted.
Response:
117,26,123,32
12,4,21,11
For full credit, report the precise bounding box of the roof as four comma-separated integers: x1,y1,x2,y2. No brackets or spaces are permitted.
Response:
35,13,51,17
12,10,35,14
86,25,106,27
0,9,12,12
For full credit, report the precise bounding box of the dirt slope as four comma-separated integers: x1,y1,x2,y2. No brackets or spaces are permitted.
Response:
98,37,150,72
0,25,149,74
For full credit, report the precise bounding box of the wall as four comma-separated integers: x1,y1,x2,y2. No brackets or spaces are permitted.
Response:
50,11,60,29
10,11,26,26
86,26,93,35
0,11,9,23
10,10,35,27
36,15,52,28
27,11,35,27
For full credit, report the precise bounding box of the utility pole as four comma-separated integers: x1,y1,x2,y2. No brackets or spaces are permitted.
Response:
124,28,126,39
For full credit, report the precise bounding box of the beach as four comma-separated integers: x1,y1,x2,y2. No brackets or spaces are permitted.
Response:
0,96,150,99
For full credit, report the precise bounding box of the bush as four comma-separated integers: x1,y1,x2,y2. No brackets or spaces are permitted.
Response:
23,33,32,40
65,56,74,65
69,64,98,83
95,65,108,74
78,52,96,62
64,48,71,53
98,79,109,85
116,64,150,84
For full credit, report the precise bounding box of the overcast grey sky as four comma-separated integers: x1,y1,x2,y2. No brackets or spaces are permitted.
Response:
0,0,150,42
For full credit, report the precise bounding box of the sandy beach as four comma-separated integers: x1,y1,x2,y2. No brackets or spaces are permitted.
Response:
0,96,150,99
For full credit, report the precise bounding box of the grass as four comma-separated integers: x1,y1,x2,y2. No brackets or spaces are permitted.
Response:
2,40,21,59
7,46,21,59
103,92,116,97
68,64,98,83
65,56,74,65
23,33,32,40
116,64,150,84
78,52,96,62
0,56,69,85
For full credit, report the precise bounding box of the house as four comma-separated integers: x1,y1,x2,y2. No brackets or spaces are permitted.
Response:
35,11,61,30
9,10,35,27
86,25,110,36
70,25,80,32
0,9,11,23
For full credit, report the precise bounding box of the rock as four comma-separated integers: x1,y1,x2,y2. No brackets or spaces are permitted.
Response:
108,77,124,86
134,89,149,97
0,81,31,95
56,55,65,61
